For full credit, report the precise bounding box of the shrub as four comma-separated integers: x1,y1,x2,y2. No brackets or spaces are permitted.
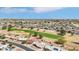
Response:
58,29,66,36
0,35,5,39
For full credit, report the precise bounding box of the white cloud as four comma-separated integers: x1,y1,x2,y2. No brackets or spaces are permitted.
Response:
0,7,63,14
16,8,27,13
0,7,30,14
16,8,33,13
33,7,63,13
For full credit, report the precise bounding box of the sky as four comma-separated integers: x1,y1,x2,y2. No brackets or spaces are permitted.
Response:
0,7,79,19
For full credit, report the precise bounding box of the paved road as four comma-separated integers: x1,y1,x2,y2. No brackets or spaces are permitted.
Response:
8,41,34,51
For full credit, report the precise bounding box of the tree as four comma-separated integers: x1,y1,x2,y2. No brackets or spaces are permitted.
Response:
58,27,66,36
30,27,34,30
7,25,12,31
71,31,74,36
38,34,43,39
37,28,39,31
28,32,32,38
33,32,38,37
2,25,7,30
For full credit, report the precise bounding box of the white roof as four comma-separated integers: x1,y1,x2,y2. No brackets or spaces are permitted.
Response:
19,37,27,40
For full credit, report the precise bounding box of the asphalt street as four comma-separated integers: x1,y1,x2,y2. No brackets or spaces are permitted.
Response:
8,41,34,51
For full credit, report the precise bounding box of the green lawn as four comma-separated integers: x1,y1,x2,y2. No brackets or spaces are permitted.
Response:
0,27,62,41
10,28,62,41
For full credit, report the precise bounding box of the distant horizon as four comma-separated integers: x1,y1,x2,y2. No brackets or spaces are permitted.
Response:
0,18,79,20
